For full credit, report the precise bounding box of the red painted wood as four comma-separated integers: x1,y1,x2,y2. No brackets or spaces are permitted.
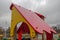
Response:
17,22,30,34
17,23,30,40
46,32,53,40
18,30,22,40
35,12,45,20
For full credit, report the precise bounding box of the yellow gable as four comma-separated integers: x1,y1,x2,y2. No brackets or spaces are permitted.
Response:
10,6,36,38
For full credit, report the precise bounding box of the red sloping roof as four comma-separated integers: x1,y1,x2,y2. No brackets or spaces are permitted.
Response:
10,3,56,34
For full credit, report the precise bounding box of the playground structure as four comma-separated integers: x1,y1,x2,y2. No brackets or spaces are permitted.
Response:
10,3,56,40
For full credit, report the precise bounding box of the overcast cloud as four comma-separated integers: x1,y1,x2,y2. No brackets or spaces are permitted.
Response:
0,0,11,29
0,0,60,29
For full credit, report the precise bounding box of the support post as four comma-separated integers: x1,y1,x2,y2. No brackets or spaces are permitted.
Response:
42,33,44,40
18,30,22,40
46,32,53,40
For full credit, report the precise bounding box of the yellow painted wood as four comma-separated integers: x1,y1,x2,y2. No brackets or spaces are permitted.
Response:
10,6,36,38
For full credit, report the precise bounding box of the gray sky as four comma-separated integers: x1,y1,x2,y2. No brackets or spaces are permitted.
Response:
0,0,11,29
0,0,60,29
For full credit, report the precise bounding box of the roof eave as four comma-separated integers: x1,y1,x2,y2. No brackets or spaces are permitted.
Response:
10,3,14,10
